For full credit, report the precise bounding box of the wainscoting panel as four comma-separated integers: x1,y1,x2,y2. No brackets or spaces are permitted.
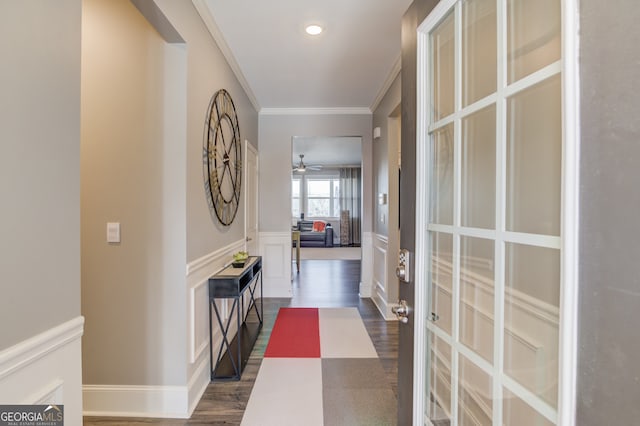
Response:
371,234,395,320
360,232,373,297
187,239,245,364
0,316,84,425
185,239,246,417
258,232,292,297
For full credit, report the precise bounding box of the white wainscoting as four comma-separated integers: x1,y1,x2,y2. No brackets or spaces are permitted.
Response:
0,317,84,425
185,238,246,416
359,231,373,297
258,232,292,297
371,234,396,320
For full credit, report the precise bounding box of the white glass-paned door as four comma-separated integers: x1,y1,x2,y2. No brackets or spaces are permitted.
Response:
419,0,562,424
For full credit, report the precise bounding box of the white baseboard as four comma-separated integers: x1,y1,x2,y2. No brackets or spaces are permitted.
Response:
187,355,210,416
0,316,84,425
372,289,397,321
83,385,189,418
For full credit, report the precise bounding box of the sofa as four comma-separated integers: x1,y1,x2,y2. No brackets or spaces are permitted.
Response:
295,220,334,248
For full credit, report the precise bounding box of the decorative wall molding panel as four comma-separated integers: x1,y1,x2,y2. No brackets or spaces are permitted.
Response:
258,232,292,297
372,234,395,320
185,239,246,417
359,232,373,297
187,239,245,364
0,317,84,425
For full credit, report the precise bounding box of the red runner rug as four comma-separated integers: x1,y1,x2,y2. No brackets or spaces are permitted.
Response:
264,307,320,358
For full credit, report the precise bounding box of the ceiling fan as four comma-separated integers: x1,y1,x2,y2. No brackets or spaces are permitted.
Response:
292,154,322,172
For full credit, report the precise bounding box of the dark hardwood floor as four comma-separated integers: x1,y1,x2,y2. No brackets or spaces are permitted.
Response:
84,259,399,425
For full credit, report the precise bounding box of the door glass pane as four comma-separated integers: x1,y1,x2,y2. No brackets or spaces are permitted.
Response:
459,355,493,426
432,11,455,121
462,0,497,106
506,75,561,236
507,0,561,83
430,124,454,225
461,105,496,229
428,334,452,423
503,388,554,426
430,232,453,335
460,236,494,362
504,242,560,408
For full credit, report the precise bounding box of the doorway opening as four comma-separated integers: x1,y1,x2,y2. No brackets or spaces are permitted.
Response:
291,136,363,263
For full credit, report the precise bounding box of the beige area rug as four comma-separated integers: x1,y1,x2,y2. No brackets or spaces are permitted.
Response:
299,246,362,260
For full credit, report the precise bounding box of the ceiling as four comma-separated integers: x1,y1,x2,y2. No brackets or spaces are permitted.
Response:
194,0,412,112
292,137,362,167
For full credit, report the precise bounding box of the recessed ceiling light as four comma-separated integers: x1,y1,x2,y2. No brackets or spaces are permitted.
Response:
305,25,323,36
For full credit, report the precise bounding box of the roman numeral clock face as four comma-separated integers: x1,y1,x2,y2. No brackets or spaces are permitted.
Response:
203,89,242,226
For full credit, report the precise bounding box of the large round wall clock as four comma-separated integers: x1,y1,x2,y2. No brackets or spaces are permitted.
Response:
203,89,242,226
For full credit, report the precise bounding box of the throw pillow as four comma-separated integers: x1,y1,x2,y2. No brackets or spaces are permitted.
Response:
312,221,326,232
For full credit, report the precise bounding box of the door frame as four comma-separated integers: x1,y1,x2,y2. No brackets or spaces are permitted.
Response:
244,140,259,255
412,0,580,424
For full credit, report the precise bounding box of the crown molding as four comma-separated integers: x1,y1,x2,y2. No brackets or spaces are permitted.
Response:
370,54,402,112
259,107,372,116
192,0,261,112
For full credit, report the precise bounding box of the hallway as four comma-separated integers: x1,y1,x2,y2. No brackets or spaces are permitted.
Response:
83,259,399,425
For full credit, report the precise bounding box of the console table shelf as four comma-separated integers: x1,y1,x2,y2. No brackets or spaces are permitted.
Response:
208,256,263,381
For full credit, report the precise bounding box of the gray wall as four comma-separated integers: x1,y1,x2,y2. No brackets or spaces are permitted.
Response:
577,0,640,423
259,114,373,234
81,0,259,386
0,0,81,351
373,74,402,237
81,0,187,385
154,0,259,262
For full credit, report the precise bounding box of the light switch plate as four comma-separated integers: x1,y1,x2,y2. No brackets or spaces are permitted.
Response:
107,222,120,243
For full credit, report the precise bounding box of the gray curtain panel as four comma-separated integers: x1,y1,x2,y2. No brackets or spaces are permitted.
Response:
339,167,361,246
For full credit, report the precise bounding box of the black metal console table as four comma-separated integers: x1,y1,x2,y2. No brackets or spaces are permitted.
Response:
208,256,263,381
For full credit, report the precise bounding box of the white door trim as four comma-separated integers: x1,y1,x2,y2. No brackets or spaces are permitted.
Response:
558,0,580,423
414,26,430,426
244,140,259,254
